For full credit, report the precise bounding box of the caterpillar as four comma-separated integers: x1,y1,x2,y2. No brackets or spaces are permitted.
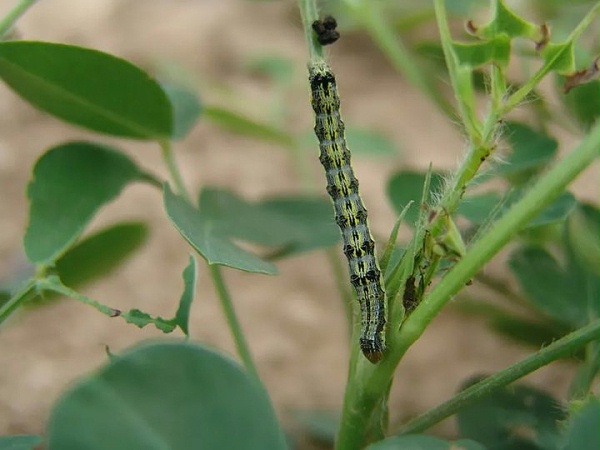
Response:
308,60,386,363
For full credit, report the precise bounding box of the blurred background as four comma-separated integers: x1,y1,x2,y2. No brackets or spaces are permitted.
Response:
0,0,597,446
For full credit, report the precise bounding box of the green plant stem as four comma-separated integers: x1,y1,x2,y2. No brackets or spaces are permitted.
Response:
0,280,37,326
397,320,600,434
160,140,192,203
398,124,598,351
434,0,481,139
335,124,599,449
0,0,38,37
298,0,322,61
209,265,260,380
334,2,599,446
41,277,121,317
425,0,498,250
346,0,455,119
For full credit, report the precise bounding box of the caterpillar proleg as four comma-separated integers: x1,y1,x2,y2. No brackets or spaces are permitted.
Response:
308,60,386,363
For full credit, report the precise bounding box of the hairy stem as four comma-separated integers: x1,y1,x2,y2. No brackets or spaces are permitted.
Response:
336,124,598,449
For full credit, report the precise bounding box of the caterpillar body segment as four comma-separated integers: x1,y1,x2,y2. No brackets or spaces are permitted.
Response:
308,60,386,363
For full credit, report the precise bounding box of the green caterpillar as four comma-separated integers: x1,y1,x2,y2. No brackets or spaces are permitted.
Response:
308,60,386,363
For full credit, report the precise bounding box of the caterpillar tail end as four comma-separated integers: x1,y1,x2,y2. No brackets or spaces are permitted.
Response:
360,337,385,364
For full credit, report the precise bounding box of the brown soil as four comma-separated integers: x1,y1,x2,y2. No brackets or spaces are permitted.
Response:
0,0,597,446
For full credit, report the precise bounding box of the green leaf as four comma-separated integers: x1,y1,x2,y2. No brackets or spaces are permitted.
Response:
302,128,399,157
47,341,287,450
173,255,197,336
509,237,600,328
526,191,576,228
25,142,146,264
566,203,599,275
161,83,203,140
367,435,486,449
56,222,149,288
509,245,596,327
0,41,172,139
541,42,576,76
199,188,339,257
247,55,295,87
454,300,573,351
456,192,502,225
0,435,43,450
474,0,544,42
163,185,277,274
452,35,511,68
561,78,600,131
346,128,400,156
259,197,340,256
489,315,571,350
293,410,339,446
203,105,293,147
457,191,576,228
491,122,558,178
456,379,566,450
562,399,599,450
386,171,445,227
120,309,175,333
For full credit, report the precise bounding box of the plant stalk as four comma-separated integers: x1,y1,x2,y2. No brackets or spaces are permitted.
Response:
160,140,192,203
347,0,455,119
0,0,38,37
209,265,260,380
336,125,599,449
398,320,600,434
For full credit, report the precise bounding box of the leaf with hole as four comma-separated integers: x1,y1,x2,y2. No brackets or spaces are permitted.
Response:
172,255,197,336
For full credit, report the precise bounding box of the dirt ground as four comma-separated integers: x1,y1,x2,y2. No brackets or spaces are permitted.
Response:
0,0,598,446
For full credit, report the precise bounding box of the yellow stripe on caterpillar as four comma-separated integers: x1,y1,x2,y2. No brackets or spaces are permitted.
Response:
308,60,387,363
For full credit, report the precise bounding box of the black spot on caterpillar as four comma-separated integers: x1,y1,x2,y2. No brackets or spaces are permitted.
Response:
312,16,340,46
308,60,386,363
